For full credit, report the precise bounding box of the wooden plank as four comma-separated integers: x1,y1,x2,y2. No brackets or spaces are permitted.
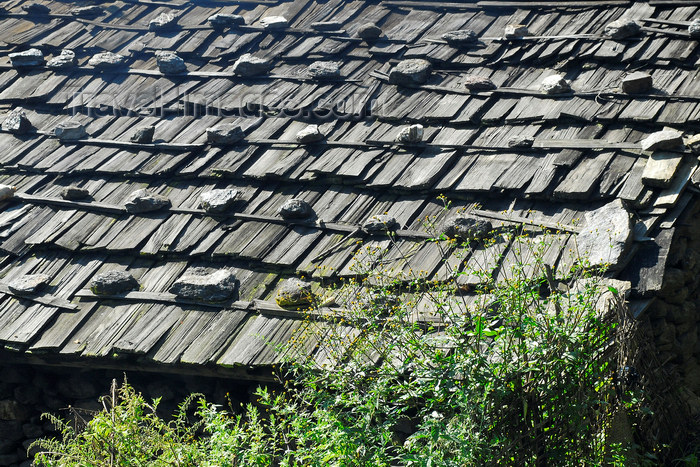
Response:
0,283,77,311
180,309,250,365
30,302,97,351
149,309,218,364
113,304,184,355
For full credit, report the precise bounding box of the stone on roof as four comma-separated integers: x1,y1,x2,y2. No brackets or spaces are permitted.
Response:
311,21,342,31
363,214,399,232
206,124,245,145
2,107,32,135
88,52,126,69
395,124,424,144
0,185,14,202
130,125,155,144
9,49,44,68
124,189,171,214
296,124,324,144
53,121,87,141
155,51,187,75
689,19,700,38
47,49,76,69
442,216,492,241
149,12,177,32
389,59,432,86
8,274,50,295
231,54,273,77
604,19,640,39
622,72,653,94
463,75,496,92
71,5,102,17
279,199,312,220
260,16,288,29
357,23,382,40
276,278,313,308
441,30,478,47
169,269,238,302
60,186,90,201
540,75,571,94
505,24,529,39
90,270,139,295
640,130,684,152
199,188,239,214
576,199,632,270
307,61,341,80
208,14,245,28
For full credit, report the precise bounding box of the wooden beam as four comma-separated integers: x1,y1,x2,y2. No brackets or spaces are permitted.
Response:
0,284,78,311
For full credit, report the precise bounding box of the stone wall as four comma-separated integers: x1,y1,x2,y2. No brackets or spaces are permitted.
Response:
0,363,256,467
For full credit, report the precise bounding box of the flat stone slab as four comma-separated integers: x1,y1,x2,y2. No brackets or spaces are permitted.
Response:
169,268,238,302
124,189,171,214
640,130,684,152
642,151,683,188
363,214,398,232
232,54,273,77
8,274,50,295
47,49,76,69
276,278,314,308
54,121,87,140
155,51,186,75
60,185,90,200
90,270,139,295
395,124,424,144
622,71,652,93
576,199,632,270
88,52,126,69
199,188,238,214
206,123,245,145
296,124,324,143
307,61,341,80
605,19,640,39
2,107,32,135
442,216,492,241
279,199,312,220
540,75,571,94
357,23,382,40
389,59,432,86
9,49,44,68
260,16,288,29
130,125,155,143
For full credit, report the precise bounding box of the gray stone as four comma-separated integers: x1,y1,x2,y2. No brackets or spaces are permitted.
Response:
640,129,684,152
169,268,238,302
47,49,76,69
604,19,640,39
90,270,139,295
155,51,186,74
576,199,633,270
275,278,313,308
311,21,342,31
88,52,126,69
199,188,238,213
0,400,28,421
124,189,171,213
540,74,571,94
686,133,700,154
504,24,529,39
0,185,14,201
296,124,324,143
508,136,534,148
206,123,245,145
208,13,245,28
149,12,177,32
130,125,155,143
641,151,683,188
279,198,312,220
389,59,432,86
231,54,273,77
7,274,50,295
22,3,49,14
260,16,288,29
9,48,44,68
621,71,652,93
2,107,32,135
395,124,424,144
307,61,341,80
357,23,382,40
53,121,87,140
441,30,477,47
689,19,700,38
60,185,90,200
442,216,492,241
363,214,398,232
71,5,102,17
462,75,496,92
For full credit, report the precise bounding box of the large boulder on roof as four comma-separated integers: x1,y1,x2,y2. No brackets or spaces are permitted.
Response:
463,75,496,92
199,188,239,214
60,185,90,200
88,52,126,69
604,19,640,39
207,123,245,145
155,51,187,74
357,23,382,40
208,13,245,28
576,199,633,270
540,75,571,94
640,129,684,152
307,61,341,80
260,16,288,29
279,198,313,220
389,59,432,86
296,124,324,144
232,54,273,77
47,49,76,69
441,30,477,47
53,121,87,140
395,124,424,144
90,270,139,295
149,12,177,32
124,189,171,214
130,125,155,143
169,268,238,302
8,274,50,295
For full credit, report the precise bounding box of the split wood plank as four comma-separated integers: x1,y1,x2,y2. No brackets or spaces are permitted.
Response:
0,283,77,311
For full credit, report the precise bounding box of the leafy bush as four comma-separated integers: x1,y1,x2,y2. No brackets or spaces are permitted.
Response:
33,224,640,466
